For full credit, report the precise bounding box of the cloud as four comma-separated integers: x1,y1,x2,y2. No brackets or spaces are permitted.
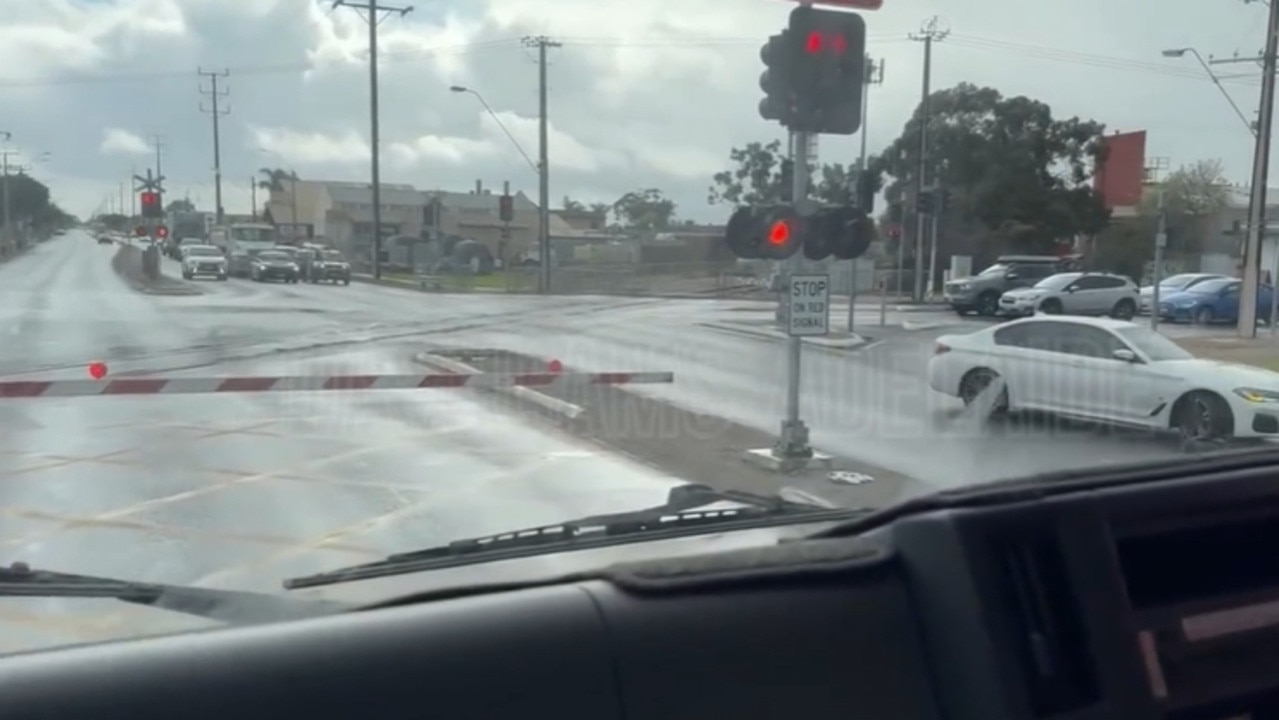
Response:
0,0,1267,221
99,128,149,156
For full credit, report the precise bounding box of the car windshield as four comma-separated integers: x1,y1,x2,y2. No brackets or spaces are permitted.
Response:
1032,273,1078,290
1186,278,1236,295
1160,273,1201,289
11,0,1279,660
1114,326,1193,362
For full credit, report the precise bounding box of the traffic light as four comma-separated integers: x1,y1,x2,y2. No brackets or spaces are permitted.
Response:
915,190,936,215
758,31,796,124
787,6,866,135
724,205,872,261
725,205,803,260
134,226,147,237
156,225,168,239
140,191,162,218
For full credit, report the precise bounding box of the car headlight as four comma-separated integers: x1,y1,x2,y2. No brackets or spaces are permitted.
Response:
1234,388,1279,403
287,263,299,270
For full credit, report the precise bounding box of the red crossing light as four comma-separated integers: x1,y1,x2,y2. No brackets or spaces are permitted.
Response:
767,218,792,246
156,225,169,238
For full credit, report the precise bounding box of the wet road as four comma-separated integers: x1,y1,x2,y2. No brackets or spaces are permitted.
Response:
0,232,1191,651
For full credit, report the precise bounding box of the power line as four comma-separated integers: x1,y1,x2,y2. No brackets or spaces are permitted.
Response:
0,33,1248,90
332,0,413,281
199,68,230,224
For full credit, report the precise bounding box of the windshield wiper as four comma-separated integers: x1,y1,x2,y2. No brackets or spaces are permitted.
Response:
0,562,350,624
284,483,865,590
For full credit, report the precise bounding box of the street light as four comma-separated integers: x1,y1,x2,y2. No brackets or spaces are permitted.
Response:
449,86,538,172
1162,48,1256,135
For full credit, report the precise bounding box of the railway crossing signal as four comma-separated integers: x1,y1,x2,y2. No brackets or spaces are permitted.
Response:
724,205,872,260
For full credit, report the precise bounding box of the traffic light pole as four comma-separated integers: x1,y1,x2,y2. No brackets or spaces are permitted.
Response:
776,130,814,464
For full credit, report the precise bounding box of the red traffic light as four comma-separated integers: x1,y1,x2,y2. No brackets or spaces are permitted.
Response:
134,226,147,236
767,218,793,246
804,31,848,55
140,191,159,207
156,225,168,238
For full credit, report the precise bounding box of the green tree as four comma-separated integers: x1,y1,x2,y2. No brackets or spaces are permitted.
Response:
706,139,874,206
613,188,676,230
257,167,296,192
166,198,195,213
868,82,1110,259
6,172,50,220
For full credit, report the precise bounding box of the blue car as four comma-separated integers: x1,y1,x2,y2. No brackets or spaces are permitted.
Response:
1158,277,1275,324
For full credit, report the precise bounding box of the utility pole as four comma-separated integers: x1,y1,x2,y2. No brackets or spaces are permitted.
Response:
198,68,230,226
523,35,560,293
0,132,10,247
908,17,948,302
848,56,884,332
1151,190,1167,331
131,165,138,217
1228,0,1279,337
333,0,413,280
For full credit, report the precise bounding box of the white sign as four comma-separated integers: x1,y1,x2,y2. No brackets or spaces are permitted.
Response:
788,274,830,337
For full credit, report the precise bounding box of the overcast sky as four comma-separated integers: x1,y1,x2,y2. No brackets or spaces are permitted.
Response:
0,0,1268,222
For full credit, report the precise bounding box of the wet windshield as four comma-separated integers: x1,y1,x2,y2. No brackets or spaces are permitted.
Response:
3,0,1277,658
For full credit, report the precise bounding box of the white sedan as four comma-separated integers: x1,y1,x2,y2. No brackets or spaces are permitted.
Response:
926,315,1279,442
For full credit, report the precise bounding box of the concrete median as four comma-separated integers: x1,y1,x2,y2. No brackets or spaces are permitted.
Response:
111,242,202,296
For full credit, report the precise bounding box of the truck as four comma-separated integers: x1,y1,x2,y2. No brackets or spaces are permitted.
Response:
209,223,279,277
163,211,212,259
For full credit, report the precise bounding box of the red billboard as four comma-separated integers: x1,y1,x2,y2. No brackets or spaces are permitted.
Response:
1093,130,1146,209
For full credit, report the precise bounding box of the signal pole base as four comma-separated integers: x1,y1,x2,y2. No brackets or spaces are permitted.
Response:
740,419,831,473
742,447,833,474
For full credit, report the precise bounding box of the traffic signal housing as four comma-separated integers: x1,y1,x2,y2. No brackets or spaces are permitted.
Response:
758,31,796,124
787,6,866,135
724,205,872,261
140,191,162,218
725,205,804,260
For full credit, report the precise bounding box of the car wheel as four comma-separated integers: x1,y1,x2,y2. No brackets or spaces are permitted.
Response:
1173,390,1234,445
1194,306,1214,325
976,293,1000,317
342,278,350,286
1111,298,1136,320
218,274,227,281
958,367,1009,415
1039,298,1063,314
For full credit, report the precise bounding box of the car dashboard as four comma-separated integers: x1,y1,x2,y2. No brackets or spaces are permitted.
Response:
5,452,1279,720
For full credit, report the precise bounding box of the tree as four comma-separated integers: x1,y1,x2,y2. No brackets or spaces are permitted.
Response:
257,167,296,192
707,139,874,207
613,188,676,230
6,172,50,220
868,82,1110,259
562,197,585,211
166,198,195,213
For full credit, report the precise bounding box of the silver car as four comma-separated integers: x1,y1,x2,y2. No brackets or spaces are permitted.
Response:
1138,273,1226,314
998,272,1140,319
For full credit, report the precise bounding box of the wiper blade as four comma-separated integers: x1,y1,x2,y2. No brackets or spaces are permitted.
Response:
0,562,350,624
284,483,863,590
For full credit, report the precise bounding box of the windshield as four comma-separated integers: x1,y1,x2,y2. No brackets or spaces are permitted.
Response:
1159,273,1201,289
9,0,1279,659
1186,278,1236,295
1114,326,1193,362
1032,273,1078,290
185,247,221,257
230,227,275,244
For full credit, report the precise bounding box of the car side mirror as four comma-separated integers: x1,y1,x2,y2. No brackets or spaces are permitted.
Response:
1112,348,1138,363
